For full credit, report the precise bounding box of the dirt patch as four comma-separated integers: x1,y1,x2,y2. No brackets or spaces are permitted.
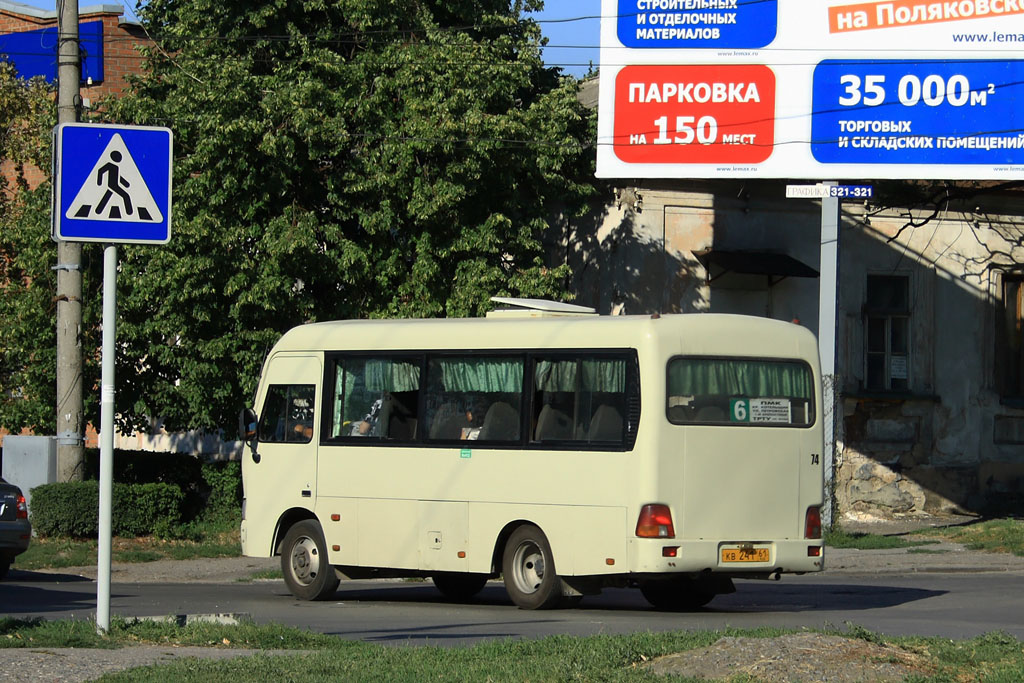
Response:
642,632,933,682
0,646,311,683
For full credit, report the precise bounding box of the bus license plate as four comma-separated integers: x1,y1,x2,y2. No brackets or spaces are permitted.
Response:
721,546,769,563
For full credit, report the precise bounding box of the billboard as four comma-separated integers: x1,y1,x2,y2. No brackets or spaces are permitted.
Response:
597,0,1024,179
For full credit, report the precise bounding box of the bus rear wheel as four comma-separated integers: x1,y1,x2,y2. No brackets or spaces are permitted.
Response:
280,520,339,601
502,525,563,610
432,572,489,601
640,577,716,611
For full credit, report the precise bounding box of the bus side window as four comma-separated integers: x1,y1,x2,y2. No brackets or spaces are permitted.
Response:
532,357,628,445
330,356,421,440
259,384,315,444
425,356,524,443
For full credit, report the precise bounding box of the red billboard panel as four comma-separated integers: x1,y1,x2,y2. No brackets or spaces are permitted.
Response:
612,65,776,165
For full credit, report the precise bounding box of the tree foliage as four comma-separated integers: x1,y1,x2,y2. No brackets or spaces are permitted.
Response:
0,63,97,434
86,0,599,433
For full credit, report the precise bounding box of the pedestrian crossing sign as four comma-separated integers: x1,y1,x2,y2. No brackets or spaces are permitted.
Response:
53,123,172,244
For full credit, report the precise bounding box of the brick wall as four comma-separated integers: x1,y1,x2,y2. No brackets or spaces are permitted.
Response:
1,6,151,190
0,6,151,100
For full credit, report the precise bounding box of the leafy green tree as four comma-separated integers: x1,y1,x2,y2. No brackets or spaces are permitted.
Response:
0,63,103,435
97,0,597,433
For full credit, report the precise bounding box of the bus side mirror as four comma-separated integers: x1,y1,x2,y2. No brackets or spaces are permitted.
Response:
239,408,258,443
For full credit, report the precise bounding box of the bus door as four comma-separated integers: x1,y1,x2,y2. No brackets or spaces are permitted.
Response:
245,354,321,556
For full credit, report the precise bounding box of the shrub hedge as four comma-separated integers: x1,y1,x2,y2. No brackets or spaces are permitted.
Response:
29,451,242,539
31,481,184,538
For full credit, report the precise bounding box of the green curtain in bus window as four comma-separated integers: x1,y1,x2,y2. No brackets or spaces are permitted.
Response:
365,360,420,392
534,359,625,392
668,359,812,399
534,360,577,391
582,359,625,392
331,364,356,437
438,358,523,392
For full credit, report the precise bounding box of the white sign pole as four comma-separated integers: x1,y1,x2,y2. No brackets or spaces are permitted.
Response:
96,244,117,634
817,183,840,530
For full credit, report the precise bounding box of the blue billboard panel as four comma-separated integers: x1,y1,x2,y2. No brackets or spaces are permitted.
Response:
0,20,104,84
616,0,778,49
811,60,1024,165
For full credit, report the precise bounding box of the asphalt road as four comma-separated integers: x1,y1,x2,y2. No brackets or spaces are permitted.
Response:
4,569,1023,645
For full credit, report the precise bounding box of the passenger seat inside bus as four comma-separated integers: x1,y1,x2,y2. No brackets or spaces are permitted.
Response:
535,403,573,441
428,402,470,440
478,401,520,441
587,404,623,442
386,391,418,440
695,406,726,422
667,405,696,422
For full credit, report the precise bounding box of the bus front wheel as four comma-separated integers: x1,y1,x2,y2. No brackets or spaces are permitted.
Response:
502,525,562,610
280,520,340,601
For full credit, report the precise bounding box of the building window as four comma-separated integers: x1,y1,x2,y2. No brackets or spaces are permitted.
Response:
865,275,910,391
998,274,1024,397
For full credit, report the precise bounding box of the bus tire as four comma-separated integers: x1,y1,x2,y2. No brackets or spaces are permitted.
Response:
639,577,715,611
502,524,562,610
432,572,489,601
280,520,339,601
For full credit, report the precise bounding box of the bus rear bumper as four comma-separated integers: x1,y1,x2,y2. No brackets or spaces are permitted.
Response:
628,538,825,576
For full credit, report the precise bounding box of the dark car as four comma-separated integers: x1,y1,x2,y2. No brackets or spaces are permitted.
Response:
0,476,31,579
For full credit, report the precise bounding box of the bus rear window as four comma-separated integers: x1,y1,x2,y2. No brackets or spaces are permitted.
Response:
666,357,815,427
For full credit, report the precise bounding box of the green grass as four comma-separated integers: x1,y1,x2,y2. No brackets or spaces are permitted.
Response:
16,537,97,569
239,568,282,582
15,513,243,571
921,518,1024,556
824,527,938,550
827,518,1024,556
0,616,339,651
1,619,1021,682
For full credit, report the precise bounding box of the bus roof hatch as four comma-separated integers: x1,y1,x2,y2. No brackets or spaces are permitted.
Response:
486,297,598,318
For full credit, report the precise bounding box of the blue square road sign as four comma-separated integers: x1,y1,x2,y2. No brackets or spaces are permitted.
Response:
53,123,172,244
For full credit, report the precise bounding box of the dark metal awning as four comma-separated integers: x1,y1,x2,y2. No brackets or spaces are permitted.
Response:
695,249,819,286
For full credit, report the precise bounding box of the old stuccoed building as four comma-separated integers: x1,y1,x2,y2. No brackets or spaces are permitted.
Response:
558,172,1024,520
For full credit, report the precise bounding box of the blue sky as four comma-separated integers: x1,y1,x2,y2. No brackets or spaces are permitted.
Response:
530,1,601,77
10,1,601,77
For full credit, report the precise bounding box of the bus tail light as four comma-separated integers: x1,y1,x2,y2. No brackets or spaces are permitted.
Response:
15,494,27,520
636,504,675,538
805,506,822,539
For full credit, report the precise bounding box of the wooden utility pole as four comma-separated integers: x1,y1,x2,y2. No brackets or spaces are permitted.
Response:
55,0,84,481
